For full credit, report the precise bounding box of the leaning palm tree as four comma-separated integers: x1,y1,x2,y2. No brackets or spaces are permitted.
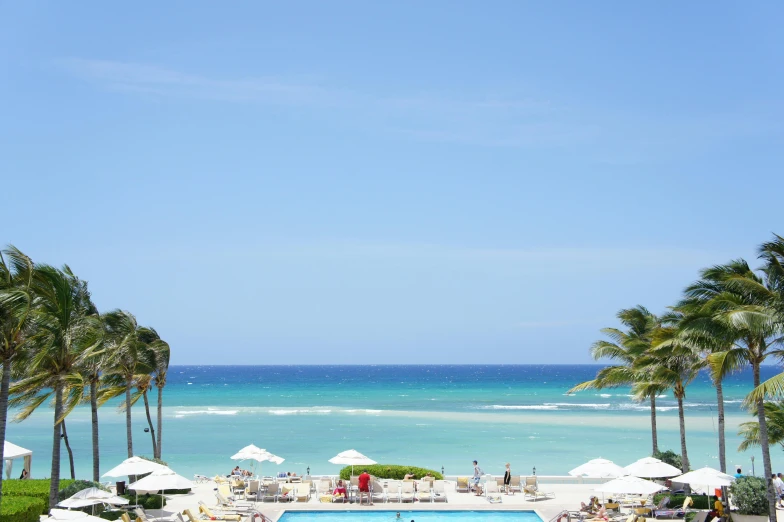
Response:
151,336,170,459
641,311,701,473
703,258,783,522
737,401,784,452
569,306,663,454
0,246,34,501
100,311,156,458
9,264,101,508
676,282,739,473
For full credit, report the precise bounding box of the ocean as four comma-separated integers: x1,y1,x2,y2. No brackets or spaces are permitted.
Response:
5,365,780,481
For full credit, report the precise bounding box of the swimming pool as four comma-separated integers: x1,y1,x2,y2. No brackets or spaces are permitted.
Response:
278,511,543,522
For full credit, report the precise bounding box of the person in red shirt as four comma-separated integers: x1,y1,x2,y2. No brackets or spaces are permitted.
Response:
358,470,371,493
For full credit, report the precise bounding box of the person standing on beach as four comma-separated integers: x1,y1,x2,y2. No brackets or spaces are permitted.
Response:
472,460,484,495
359,469,372,504
503,463,511,494
735,468,743,478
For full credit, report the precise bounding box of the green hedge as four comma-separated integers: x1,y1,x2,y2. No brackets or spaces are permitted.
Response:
338,465,443,480
0,496,45,522
98,511,125,521
121,493,165,509
652,493,711,510
1,479,75,514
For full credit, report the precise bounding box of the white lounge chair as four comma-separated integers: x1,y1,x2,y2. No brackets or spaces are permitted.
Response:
261,482,280,503
433,481,447,502
417,481,432,503
523,476,555,502
485,481,502,503
386,481,401,502
401,481,415,503
294,483,311,502
245,480,260,501
371,481,386,503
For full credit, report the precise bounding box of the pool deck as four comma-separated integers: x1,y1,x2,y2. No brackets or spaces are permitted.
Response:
150,480,647,522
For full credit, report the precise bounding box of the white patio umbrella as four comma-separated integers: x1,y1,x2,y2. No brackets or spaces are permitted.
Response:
569,458,628,478
595,475,666,495
58,487,129,509
230,444,284,477
128,467,193,508
624,457,681,478
49,509,106,522
671,466,734,494
102,456,168,479
328,449,376,476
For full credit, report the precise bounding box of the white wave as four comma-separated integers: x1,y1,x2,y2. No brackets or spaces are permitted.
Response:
486,405,558,410
545,403,612,409
174,409,238,416
269,409,333,415
599,394,612,398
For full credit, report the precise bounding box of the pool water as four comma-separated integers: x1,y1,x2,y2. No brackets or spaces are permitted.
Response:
278,511,543,522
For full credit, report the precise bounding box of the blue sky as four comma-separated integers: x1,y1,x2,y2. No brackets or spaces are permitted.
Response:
2,2,783,364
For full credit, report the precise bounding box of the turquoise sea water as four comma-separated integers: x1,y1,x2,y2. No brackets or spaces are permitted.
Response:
278,511,542,522
5,365,781,480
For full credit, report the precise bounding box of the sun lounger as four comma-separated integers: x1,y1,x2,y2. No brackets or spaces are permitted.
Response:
197,503,242,521
432,481,447,502
371,481,386,503
386,481,401,502
279,484,296,503
456,477,470,493
294,483,311,502
215,490,253,512
417,481,432,503
654,496,692,519
401,481,415,503
485,481,502,503
508,476,522,494
245,480,260,502
523,476,555,502
260,483,279,503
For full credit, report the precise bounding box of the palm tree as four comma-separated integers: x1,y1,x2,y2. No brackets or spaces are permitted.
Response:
702,258,782,522
641,311,701,473
738,401,784,452
677,276,742,474
569,306,663,454
101,311,156,458
152,336,170,459
9,264,101,508
0,246,35,502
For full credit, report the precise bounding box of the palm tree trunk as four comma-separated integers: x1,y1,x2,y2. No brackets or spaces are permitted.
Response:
49,383,63,510
677,390,690,472
61,419,76,480
0,353,12,504
125,379,133,458
156,384,163,459
753,361,776,522
142,390,157,457
650,394,659,454
90,378,100,482
716,379,726,473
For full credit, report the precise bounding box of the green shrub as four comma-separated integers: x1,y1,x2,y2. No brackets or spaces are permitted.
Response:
729,476,769,516
653,450,683,472
0,495,45,522
652,494,710,510
121,493,165,509
58,480,109,501
338,465,443,480
98,511,125,521
1,479,75,514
